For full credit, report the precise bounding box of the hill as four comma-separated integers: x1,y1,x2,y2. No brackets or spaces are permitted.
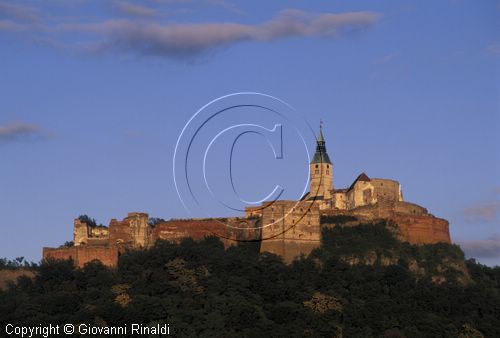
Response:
1,220,499,337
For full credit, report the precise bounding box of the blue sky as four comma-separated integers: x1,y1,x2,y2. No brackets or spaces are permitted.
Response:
0,0,499,265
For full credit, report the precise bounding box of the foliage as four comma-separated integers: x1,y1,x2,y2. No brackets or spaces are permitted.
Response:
78,214,105,228
0,223,499,337
0,257,37,270
59,241,74,248
148,217,165,228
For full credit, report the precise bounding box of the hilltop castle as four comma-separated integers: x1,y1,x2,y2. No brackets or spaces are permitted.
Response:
44,125,451,266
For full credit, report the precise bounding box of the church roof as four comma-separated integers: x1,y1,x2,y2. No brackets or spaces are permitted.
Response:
347,172,371,191
311,151,332,164
310,124,332,164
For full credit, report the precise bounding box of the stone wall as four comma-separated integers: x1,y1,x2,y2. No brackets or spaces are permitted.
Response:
43,246,119,268
153,218,260,247
109,218,133,246
390,214,451,244
320,201,451,245
73,219,88,246
260,200,321,262
127,212,150,247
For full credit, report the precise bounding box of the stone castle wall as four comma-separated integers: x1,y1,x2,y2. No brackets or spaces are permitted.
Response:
43,215,261,267
321,201,451,246
259,200,321,261
390,214,450,245
43,246,119,268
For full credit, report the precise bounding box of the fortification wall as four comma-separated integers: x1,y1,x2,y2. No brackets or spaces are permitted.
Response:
390,214,451,244
153,218,260,247
370,179,402,203
74,220,88,246
320,202,451,245
109,219,133,246
42,246,119,268
259,200,321,262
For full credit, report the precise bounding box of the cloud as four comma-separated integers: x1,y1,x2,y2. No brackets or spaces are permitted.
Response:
0,0,39,22
374,53,397,64
464,201,500,222
67,9,380,58
0,19,27,31
458,235,500,258
114,1,158,17
0,122,45,144
485,42,500,56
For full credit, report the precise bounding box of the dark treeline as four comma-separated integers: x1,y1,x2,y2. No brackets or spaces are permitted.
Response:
1,222,499,337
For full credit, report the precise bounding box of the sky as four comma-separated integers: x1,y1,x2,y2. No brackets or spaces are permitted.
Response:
0,0,499,265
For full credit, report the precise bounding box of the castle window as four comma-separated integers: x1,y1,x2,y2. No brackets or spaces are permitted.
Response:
315,164,319,168
327,165,329,168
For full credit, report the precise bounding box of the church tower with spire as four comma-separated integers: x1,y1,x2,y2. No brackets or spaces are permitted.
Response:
309,123,333,204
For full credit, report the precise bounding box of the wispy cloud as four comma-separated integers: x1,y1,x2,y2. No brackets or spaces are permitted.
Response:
114,1,158,18
0,19,27,32
374,52,397,64
485,42,500,56
0,4,381,60
464,201,500,222
0,122,45,144
0,0,39,22
458,235,500,258
66,9,380,58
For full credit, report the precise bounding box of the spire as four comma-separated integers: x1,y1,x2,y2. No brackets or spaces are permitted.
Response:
317,120,325,142
311,122,332,164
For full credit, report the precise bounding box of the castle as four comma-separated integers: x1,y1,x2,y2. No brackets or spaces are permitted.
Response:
43,125,451,266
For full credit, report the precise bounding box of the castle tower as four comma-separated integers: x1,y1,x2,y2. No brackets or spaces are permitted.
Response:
309,123,333,202
127,212,150,247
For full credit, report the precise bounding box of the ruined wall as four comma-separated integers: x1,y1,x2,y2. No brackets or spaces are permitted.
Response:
390,214,451,244
153,218,260,247
260,200,321,262
109,218,133,246
153,220,222,242
90,226,108,237
42,246,119,268
393,202,427,216
127,212,150,248
320,201,451,245
332,191,347,209
73,219,88,246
